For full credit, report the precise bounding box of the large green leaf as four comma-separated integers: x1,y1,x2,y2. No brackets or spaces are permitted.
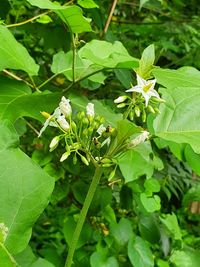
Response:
153,67,200,89
79,40,139,69
170,249,200,267
153,85,200,153
77,0,99,8
159,213,182,241
184,145,200,175
56,5,92,33
90,251,119,267
0,26,39,76
128,236,154,267
0,121,54,254
110,218,133,246
118,142,162,182
0,76,61,122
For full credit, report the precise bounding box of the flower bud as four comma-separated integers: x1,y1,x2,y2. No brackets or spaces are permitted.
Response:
102,163,113,168
128,131,149,148
57,115,70,131
40,111,51,119
114,95,128,104
101,158,112,164
49,136,60,151
142,111,146,123
154,107,161,114
60,151,70,162
147,105,155,114
108,168,116,181
73,153,77,165
117,103,126,108
71,121,77,131
80,155,89,166
86,103,95,118
77,111,85,121
151,97,165,103
134,106,141,117
129,111,134,121
82,117,89,126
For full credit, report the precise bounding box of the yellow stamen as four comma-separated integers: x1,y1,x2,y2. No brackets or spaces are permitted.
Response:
143,83,152,92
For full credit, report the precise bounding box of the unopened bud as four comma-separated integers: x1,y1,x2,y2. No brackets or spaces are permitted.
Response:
101,158,112,164
60,151,70,162
41,111,51,119
77,111,85,121
71,121,77,131
57,115,70,131
154,107,161,114
151,97,165,103
142,111,146,122
114,95,128,104
135,106,141,117
102,163,113,168
147,105,155,114
129,111,134,121
80,155,89,166
49,136,60,151
108,168,116,181
73,153,77,165
117,103,126,108
82,117,89,126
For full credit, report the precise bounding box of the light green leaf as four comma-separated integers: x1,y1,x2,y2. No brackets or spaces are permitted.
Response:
30,258,55,267
170,249,200,267
153,85,200,153
139,0,150,9
0,243,17,267
159,213,182,241
153,67,200,89
26,0,66,9
90,251,119,267
79,40,139,69
140,193,161,213
0,121,54,254
0,26,39,76
36,14,52,24
0,76,61,122
137,44,155,79
144,178,160,196
128,236,154,267
56,5,92,33
110,218,133,246
78,0,99,9
118,142,157,182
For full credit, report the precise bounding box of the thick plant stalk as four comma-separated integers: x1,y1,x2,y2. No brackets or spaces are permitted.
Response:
64,166,103,267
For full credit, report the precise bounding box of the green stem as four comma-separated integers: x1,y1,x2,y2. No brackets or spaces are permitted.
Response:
64,166,103,267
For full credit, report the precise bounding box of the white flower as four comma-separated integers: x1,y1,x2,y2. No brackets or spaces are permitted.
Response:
38,107,61,137
97,124,106,135
57,115,70,131
128,131,149,148
101,137,111,147
60,151,70,162
59,96,72,117
86,103,95,118
126,74,160,107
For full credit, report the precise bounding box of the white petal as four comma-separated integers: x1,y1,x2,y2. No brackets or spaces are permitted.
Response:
136,74,146,86
97,124,106,135
101,137,111,147
126,85,142,93
86,103,95,117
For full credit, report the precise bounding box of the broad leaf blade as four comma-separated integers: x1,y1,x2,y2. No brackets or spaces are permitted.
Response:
0,121,54,254
0,243,17,267
26,0,66,9
0,26,39,76
128,236,154,267
0,76,61,122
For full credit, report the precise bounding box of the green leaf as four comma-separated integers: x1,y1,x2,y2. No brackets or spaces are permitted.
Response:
144,178,160,196
26,0,66,9
0,76,61,122
0,243,17,267
170,249,200,267
78,0,99,9
0,121,54,254
153,85,200,153
139,214,160,243
30,258,55,267
184,145,200,175
110,218,133,246
118,142,157,182
140,193,161,213
128,236,154,267
56,5,92,33
153,67,200,89
90,251,119,267
136,44,155,79
159,213,182,241
79,40,139,69
0,26,39,75
36,14,52,24
139,0,150,10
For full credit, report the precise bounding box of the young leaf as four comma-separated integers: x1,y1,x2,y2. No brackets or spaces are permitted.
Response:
136,44,155,79
56,5,92,33
128,236,154,267
90,251,119,267
78,0,99,9
159,213,182,241
0,121,54,254
140,193,161,213
110,218,133,246
0,26,39,76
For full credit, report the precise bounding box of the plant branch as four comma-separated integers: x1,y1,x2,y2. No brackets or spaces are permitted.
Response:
64,166,103,267
2,69,34,88
103,0,118,34
6,11,51,28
